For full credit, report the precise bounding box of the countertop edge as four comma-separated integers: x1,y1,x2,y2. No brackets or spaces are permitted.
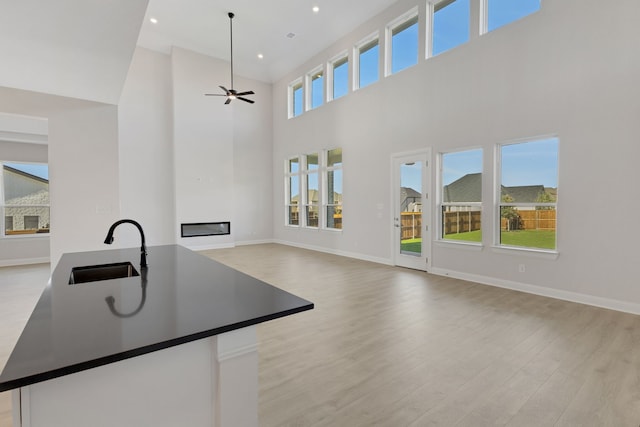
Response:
0,302,313,392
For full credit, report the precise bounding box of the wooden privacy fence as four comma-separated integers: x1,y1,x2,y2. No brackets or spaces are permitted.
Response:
401,212,422,240
443,211,481,235
501,209,556,231
402,209,555,239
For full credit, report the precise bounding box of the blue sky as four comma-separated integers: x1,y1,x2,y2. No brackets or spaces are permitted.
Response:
5,162,49,180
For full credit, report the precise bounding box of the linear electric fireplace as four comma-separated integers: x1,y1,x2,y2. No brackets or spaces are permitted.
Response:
181,222,230,238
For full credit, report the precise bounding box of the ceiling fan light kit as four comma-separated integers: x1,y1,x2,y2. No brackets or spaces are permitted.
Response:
205,12,255,105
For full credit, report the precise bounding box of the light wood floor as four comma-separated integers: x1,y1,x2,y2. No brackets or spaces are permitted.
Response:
2,244,640,426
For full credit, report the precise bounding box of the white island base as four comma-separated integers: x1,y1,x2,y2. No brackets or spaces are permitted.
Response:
12,326,258,427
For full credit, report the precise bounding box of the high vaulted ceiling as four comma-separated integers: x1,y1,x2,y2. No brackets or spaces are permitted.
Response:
137,0,401,83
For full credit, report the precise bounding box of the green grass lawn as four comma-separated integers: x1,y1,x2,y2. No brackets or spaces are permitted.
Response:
403,230,555,252
500,230,555,249
443,229,555,249
400,238,421,254
443,230,482,243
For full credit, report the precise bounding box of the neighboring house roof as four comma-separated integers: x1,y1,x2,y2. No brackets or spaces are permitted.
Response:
443,173,552,203
3,165,48,184
400,187,421,211
501,185,545,203
443,173,481,203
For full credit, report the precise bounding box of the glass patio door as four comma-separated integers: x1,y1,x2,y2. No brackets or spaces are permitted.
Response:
392,151,430,271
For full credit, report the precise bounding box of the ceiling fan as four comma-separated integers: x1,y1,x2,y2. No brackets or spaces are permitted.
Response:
205,12,255,105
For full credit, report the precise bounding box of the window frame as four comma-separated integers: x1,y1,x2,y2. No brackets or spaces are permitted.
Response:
284,156,302,226
306,66,325,111
385,7,420,77
288,78,304,119
328,52,349,102
481,0,541,34
495,136,559,253
438,147,483,245
323,148,343,231
1,161,50,239
428,0,471,58
302,153,320,229
353,32,380,91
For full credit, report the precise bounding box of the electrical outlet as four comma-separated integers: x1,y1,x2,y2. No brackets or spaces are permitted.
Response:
518,264,526,273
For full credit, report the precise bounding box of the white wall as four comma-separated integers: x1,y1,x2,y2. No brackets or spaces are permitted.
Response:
48,105,121,265
118,47,175,248
272,0,640,310
118,47,273,252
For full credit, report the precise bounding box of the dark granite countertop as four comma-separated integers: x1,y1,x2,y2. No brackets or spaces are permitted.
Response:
0,244,313,392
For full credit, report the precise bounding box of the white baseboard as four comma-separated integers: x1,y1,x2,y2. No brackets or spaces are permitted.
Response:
235,239,274,246
430,267,640,315
183,242,235,251
0,257,50,267
273,239,393,266
192,239,640,316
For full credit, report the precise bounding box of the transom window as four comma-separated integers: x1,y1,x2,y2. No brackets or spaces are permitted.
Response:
432,0,470,56
307,67,324,110
498,137,558,251
330,54,349,101
289,79,304,118
387,10,419,75
355,34,379,90
486,0,541,32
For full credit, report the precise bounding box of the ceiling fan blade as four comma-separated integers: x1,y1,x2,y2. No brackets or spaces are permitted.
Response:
224,98,233,105
219,86,230,94
235,91,254,96
237,97,255,104
205,93,227,96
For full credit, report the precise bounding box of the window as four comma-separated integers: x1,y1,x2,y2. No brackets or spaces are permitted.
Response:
388,11,419,75
285,157,301,225
1,162,50,236
486,0,540,32
498,137,558,251
324,149,342,230
441,149,482,243
307,67,324,110
330,54,349,101
285,149,343,230
289,79,304,118
355,34,379,89
303,153,319,227
432,0,470,56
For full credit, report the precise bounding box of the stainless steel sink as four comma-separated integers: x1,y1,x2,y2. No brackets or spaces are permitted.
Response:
69,262,140,285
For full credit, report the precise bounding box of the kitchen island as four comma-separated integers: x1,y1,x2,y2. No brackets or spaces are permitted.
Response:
0,244,313,427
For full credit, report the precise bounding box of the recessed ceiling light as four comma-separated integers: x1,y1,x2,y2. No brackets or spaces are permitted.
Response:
258,53,264,59
149,17,158,24
312,6,319,13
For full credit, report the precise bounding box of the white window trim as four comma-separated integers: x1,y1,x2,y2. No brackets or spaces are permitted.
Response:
288,78,303,119
305,65,324,111
284,156,302,227
302,153,320,229
323,148,343,231
385,7,419,77
437,147,483,246
353,31,379,91
495,136,559,254
1,160,50,239
327,51,349,102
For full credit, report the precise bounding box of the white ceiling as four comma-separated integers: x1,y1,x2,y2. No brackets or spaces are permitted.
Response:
137,0,401,83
